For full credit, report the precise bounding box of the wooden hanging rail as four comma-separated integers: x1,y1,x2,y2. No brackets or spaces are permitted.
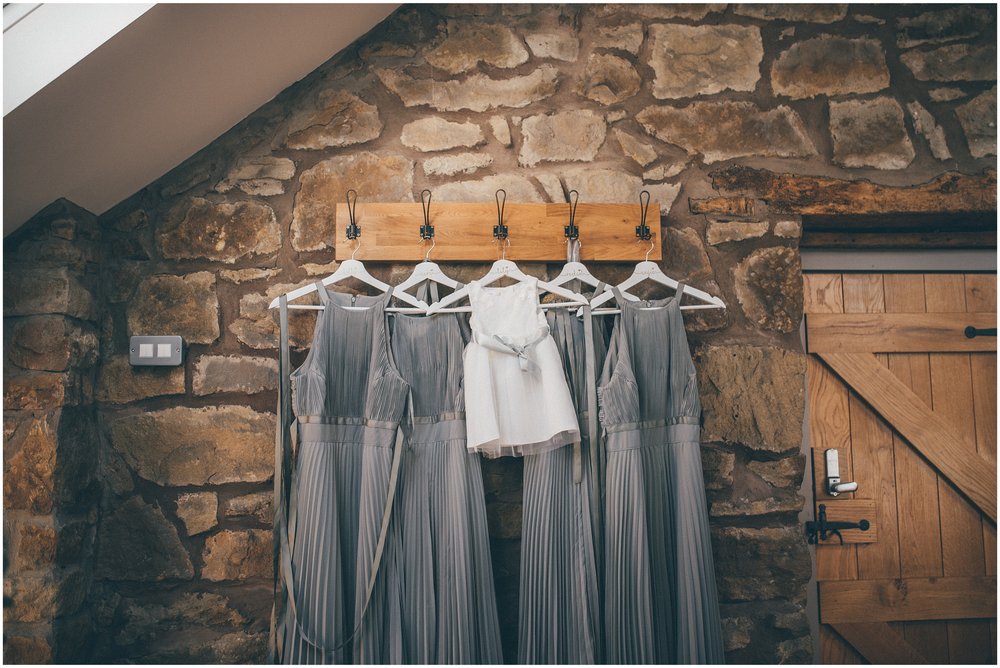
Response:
333,201,662,262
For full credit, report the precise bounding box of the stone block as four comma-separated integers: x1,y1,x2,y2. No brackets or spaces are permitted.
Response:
525,30,579,61
216,156,295,194
116,591,246,645
175,492,218,536
773,220,802,239
829,97,915,170
142,631,268,664
223,491,273,524
3,266,94,320
519,110,606,167
376,66,559,112
701,445,735,491
201,529,273,581
711,526,811,602
593,22,643,55
637,102,816,163
127,272,220,345
775,635,813,663
425,23,528,74
423,152,494,177
96,355,185,404
896,6,996,48
229,282,318,350
433,174,544,202
4,635,53,664
4,371,71,410
648,24,763,99
929,86,966,102
3,568,88,622
401,117,485,152
159,198,280,264
219,267,282,284
361,42,417,59
955,86,997,158
562,169,641,204
12,520,57,570
8,315,98,372
95,497,193,582
578,54,640,105
106,406,274,486
613,129,657,168
291,153,414,251
748,455,806,489
590,4,725,20
4,415,57,513
643,163,686,182
771,36,889,99
488,116,512,146
907,101,952,160
663,227,714,285
192,355,277,396
733,4,847,22
696,345,806,454
901,43,997,82
734,246,803,333
707,222,769,245
710,493,803,517
283,90,381,150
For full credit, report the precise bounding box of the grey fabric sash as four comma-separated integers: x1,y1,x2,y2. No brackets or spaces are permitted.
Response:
473,327,549,372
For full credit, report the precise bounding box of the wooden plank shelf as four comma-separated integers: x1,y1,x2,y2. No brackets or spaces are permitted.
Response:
333,201,662,262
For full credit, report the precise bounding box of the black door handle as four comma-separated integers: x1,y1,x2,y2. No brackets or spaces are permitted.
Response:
965,326,997,339
805,504,871,545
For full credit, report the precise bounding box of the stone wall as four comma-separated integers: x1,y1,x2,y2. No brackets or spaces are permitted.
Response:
4,3,996,664
3,201,103,662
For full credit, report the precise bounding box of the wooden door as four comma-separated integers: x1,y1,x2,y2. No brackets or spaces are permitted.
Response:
804,272,997,664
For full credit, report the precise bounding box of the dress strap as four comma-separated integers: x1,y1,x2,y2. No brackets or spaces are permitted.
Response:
675,283,687,304
269,295,296,661
611,285,628,307
383,285,395,305
314,281,329,305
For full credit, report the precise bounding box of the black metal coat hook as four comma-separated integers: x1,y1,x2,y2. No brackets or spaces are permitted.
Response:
636,190,652,241
420,189,434,240
965,326,997,338
564,190,580,241
345,189,361,240
805,503,870,545
494,189,508,241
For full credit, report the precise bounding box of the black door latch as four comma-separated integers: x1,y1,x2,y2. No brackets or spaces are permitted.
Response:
805,503,870,545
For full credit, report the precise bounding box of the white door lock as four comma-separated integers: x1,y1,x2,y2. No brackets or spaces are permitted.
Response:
825,448,858,496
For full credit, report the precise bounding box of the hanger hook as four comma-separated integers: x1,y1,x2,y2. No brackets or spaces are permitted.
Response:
502,237,510,260
493,189,509,242
645,236,655,262
635,189,652,243
424,235,436,262
639,190,650,227
345,189,361,242
565,189,580,241
352,236,361,261
421,189,432,227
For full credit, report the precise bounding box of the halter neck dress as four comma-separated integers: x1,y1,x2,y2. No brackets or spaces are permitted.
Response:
275,285,409,664
386,306,504,664
597,286,725,664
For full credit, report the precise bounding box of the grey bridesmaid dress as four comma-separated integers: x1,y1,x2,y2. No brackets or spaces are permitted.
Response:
276,285,409,664
386,311,504,664
517,302,609,663
598,286,725,664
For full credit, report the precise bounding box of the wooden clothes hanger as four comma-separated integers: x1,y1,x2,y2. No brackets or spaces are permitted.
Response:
426,189,590,314
268,190,427,312
391,190,460,304
589,191,727,312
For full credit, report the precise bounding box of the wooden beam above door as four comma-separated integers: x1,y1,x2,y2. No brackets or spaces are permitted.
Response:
807,313,997,353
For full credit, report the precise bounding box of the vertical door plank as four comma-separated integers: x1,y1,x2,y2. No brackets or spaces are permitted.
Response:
965,274,997,577
806,273,858,582
809,356,859,581
804,273,844,314
925,274,991,664
821,625,863,664
965,274,997,661
843,275,900,580
884,274,951,659
842,274,886,315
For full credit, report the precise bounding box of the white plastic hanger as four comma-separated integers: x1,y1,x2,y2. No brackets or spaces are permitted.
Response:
426,190,589,314
392,190,460,304
590,191,727,312
268,190,427,313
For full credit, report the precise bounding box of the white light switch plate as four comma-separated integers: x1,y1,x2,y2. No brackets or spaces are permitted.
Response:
129,335,184,366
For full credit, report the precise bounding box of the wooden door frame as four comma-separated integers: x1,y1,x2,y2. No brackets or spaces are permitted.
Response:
798,249,997,663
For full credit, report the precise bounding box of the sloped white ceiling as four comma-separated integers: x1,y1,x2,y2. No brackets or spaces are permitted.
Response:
3,3,397,234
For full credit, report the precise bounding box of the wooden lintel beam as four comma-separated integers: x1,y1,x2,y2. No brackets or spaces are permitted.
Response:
710,166,997,217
